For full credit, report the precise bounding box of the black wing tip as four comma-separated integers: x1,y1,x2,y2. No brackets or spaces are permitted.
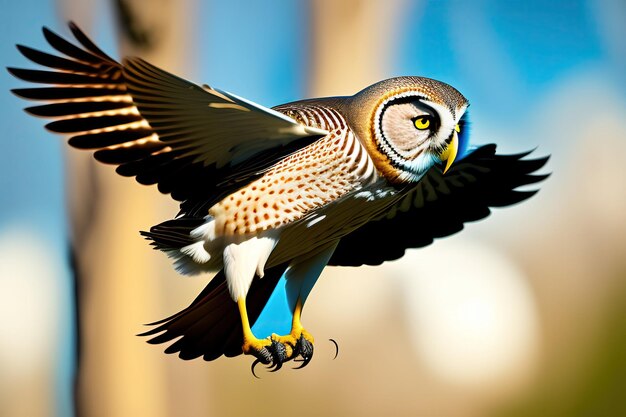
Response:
7,68,46,88
15,44,45,61
42,24,69,45
41,25,58,40
10,87,35,99
142,315,175,328
41,23,71,49
511,148,550,164
137,326,168,338
529,172,552,183
490,189,540,208
509,146,539,160
520,189,540,199
17,23,88,59
41,22,82,40
518,155,551,178
477,143,497,154
6,67,25,80
136,328,158,337
476,144,549,161
22,106,41,117
67,21,80,31
66,22,88,44
140,326,219,362
533,154,551,169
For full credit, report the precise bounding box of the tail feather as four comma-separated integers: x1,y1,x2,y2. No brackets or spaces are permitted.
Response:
141,216,221,276
140,263,288,361
140,217,205,252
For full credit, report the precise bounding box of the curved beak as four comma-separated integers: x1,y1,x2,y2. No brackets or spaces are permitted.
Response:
439,127,459,174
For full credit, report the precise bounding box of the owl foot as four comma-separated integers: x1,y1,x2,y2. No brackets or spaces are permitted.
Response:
292,333,315,369
242,334,273,364
250,332,315,377
244,296,317,376
271,330,314,365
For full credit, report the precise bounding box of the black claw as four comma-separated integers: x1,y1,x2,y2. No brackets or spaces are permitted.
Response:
293,355,312,369
250,339,290,377
249,345,274,378
269,339,288,364
256,347,273,364
293,335,314,369
250,335,318,375
269,360,283,372
251,359,263,378
329,338,339,360
298,335,314,359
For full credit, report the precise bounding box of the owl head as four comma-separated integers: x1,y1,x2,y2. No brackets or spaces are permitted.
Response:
344,76,469,184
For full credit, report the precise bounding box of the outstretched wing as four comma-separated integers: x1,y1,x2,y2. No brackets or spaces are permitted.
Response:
8,22,327,213
328,145,549,266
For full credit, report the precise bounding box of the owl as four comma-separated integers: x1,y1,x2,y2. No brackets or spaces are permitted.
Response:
9,23,548,374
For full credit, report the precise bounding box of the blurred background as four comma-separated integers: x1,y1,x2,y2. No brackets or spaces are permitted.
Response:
1,0,625,416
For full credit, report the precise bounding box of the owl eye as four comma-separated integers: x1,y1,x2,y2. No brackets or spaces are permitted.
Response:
413,116,431,130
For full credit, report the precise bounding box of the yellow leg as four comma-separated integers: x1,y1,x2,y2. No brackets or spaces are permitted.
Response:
238,298,271,356
271,297,314,360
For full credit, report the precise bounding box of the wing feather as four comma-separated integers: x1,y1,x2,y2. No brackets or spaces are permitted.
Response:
9,22,328,214
122,57,327,168
328,145,549,266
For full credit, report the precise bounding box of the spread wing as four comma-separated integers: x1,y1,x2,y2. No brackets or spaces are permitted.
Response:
328,145,549,266
8,22,327,214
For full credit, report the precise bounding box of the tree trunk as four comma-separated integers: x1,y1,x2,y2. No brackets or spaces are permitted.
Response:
58,1,199,416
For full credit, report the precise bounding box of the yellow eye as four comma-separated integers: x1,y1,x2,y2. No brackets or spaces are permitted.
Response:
455,124,461,133
414,117,430,130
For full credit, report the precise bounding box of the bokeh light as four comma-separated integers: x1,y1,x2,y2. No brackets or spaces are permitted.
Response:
395,239,539,390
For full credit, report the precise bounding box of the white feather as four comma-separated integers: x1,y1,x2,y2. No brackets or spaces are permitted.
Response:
223,231,279,301
165,250,208,276
190,215,216,239
180,241,211,264
164,216,223,275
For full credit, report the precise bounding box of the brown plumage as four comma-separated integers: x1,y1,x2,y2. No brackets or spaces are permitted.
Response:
9,23,548,370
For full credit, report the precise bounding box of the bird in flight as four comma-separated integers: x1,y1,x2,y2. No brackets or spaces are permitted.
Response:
9,23,548,375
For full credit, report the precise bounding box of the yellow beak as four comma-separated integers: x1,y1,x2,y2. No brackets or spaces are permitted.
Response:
439,128,459,174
